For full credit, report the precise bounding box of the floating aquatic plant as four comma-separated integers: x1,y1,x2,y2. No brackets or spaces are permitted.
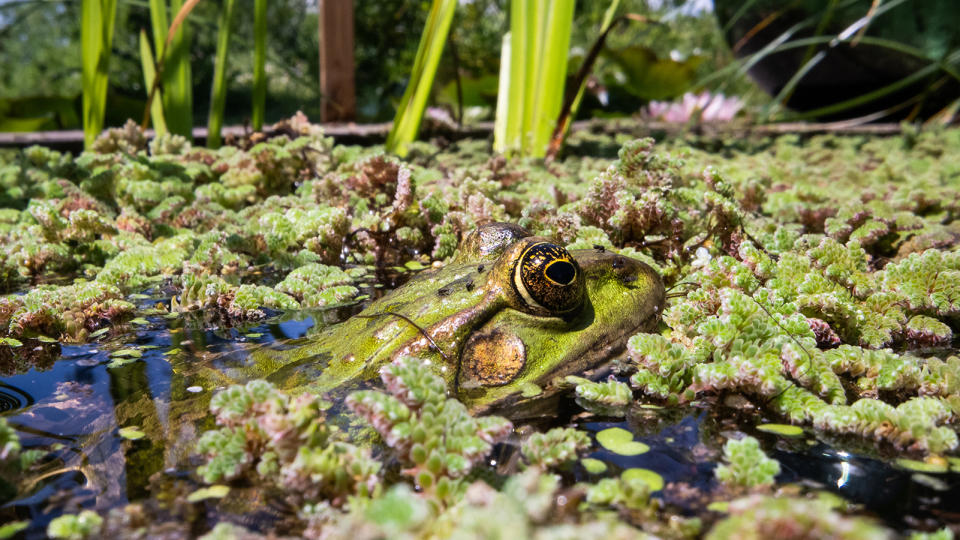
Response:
346,356,513,503
195,380,381,506
714,436,781,489
47,510,104,540
706,495,890,540
520,427,589,469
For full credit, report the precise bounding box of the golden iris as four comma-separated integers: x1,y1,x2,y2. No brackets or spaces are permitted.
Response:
513,242,584,314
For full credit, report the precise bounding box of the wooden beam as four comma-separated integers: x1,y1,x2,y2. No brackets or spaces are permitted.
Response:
318,0,356,122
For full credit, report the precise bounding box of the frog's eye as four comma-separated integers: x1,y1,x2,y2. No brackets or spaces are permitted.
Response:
513,242,584,314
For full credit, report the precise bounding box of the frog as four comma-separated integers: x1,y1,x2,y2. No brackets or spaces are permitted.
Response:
243,222,665,413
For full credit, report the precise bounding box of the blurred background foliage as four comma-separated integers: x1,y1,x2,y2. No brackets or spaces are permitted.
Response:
0,0,756,131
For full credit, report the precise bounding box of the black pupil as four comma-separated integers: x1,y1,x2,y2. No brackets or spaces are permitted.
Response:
546,260,576,285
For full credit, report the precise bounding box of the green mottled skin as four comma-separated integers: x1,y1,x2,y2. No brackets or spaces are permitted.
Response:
244,223,665,412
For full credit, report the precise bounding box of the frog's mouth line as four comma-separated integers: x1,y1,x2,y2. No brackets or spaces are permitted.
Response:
354,311,452,363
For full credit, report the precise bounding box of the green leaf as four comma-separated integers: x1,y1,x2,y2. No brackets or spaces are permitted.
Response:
252,0,267,131
186,484,230,502
130,317,150,325
163,0,194,138
108,357,137,369
206,0,236,149
89,327,110,338
110,348,143,358
0,521,28,539
756,423,805,438
0,337,23,348
139,29,167,135
81,0,119,148
896,458,948,473
385,0,457,157
494,0,576,157
581,457,608,474
600,45,703,101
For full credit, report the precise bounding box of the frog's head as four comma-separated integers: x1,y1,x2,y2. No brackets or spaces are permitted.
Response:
246,223,664,416
447,223,665,413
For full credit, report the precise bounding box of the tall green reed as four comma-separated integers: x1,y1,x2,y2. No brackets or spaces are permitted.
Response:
252,0,267,131
81,0,118,148
493,0,575,158
385,0,457,157
207,0,237,148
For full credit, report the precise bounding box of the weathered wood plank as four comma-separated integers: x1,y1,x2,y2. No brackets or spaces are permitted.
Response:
318,0,356,122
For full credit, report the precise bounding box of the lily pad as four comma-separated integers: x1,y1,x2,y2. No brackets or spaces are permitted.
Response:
581,458,608,474
110,348,142,358
0,337,22,347
130,317,150,325
756,423,804,437
34,335,58,343
186,485,230,503
596,427,649,456
404,260,427,271
622,468,664,491
118,426,146,440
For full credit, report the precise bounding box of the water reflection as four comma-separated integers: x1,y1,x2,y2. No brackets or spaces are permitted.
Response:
0,381,33,412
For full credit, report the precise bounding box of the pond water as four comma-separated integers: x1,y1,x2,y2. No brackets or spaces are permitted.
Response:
1,296,959,537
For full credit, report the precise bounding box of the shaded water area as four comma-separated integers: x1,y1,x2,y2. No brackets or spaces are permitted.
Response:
2,290,959,537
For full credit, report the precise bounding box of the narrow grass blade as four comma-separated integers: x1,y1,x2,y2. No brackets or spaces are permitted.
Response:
385,0,457,157
163,0,196,138
139,29,167,134
547,0,620,156
252,0,267,131
81,0,118,148
148,0,168,58
207,0,236,149
493,32,512,152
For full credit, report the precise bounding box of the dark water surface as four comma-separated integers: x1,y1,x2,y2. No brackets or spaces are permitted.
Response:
1,305,959,537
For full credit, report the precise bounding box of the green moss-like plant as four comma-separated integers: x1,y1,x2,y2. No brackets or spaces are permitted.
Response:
706,495,890,540
47,510,104,540
714,436,780,489
195,380,381,506
520,427,590,469
346,356,513,503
